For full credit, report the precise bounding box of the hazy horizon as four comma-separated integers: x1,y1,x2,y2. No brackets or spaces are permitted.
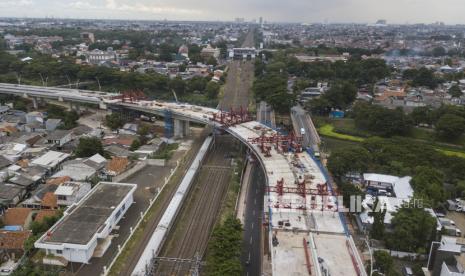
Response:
1,0,465,25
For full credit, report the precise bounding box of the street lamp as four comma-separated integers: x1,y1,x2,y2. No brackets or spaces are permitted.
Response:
364,238,373,276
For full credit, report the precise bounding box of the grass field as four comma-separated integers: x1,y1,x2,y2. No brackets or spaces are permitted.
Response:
318,122,465,159
437,149,465,159
318,124,365,142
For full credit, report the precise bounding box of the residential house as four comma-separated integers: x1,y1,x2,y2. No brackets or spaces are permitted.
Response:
25,112,45,125
46,130,73,148
0,143,28,162
0,184,26,208
21,183,58,209
200,45,220,59
52,161,97,182
31,151,70,173
34,209,59,223
2,208,33,230
104,145,131,158
0,230,31,260
45,119,62,131
428,236,465,276
24,121,45,133
54,182,91,207
105,157,129,176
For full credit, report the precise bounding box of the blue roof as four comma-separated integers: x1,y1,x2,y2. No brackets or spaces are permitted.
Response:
2,225,22,231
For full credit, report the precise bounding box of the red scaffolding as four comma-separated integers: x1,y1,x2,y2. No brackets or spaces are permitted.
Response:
111,90,147,103
210,106,252,127
248,132,303,157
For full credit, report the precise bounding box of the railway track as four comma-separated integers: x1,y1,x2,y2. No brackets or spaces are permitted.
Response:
116,131,209,276
155,136,235,275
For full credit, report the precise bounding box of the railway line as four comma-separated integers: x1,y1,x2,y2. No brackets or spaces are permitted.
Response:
155,136,236,275
116,131,209,276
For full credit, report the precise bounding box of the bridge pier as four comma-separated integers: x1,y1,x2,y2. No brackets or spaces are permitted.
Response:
69,102,80,113
173,119,190,138
32,97,38,110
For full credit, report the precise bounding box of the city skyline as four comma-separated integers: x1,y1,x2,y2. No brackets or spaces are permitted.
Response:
1,0,465,24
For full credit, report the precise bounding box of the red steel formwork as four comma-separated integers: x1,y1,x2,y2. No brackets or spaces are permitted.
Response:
268,178,332,211
210,106,252,127
248,132,303,157
111,90,147,103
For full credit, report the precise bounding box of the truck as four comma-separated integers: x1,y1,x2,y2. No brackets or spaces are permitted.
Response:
443,225,462,237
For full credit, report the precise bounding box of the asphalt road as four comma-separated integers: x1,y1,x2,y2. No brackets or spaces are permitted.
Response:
291,105,320,149
242,164,265,276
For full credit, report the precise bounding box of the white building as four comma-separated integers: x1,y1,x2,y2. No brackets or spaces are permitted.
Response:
35,182,136,264
54,182,92,207
31,151,70,172
359,174,414,227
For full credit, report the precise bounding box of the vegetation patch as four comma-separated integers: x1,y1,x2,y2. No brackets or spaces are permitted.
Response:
318,124,365,142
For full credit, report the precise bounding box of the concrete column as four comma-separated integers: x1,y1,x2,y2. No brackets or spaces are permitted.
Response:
32,97,38,109
183,120,190,137
173,119,191,138
173,119,184,138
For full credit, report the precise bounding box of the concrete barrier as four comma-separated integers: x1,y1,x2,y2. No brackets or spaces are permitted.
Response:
146,159,166,166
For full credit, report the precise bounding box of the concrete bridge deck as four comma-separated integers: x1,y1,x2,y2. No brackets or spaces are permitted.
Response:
0,83,366,276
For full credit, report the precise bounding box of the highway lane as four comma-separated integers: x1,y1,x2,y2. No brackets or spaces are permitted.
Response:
242,164,265,276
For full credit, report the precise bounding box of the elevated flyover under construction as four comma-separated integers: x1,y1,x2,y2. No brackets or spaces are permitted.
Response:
0,83,366,276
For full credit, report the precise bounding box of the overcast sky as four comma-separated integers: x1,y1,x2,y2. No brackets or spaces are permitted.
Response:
1,0,465,24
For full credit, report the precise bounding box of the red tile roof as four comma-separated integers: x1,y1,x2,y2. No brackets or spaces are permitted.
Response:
41,192,57,209
3,208,32,227
35,209,59,223
0,230,31,250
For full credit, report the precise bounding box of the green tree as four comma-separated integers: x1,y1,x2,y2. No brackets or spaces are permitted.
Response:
105,113,124,131
205,81,221,99
435,113,465,140
370,198,386,240
373,250,394,275
169,77,186,96
75,137,104,157
387,206,436,252
353,102,412,137
410,106,434,125
205,215,243,276
449,84,463,98
327,146,371,178
411,166,445,207
324,81,357,109
130,139,141,151
205,56,218,66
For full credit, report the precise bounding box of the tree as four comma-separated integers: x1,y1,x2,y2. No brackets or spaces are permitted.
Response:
169,77,186,96
327,146,371,178
412,67,440,89
410,106,434,126
373,251,394,275
449,84,463,98
353,102,412,137
387,206,436,253
105,113,124,131
205,81,220,99
432,46,446,57
130,139,141,151
205,56,218,66
205,215,243,276
411,166,445,207
435,113,465,140
75,137,104,158
370,198,386,240
323,81,357,109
